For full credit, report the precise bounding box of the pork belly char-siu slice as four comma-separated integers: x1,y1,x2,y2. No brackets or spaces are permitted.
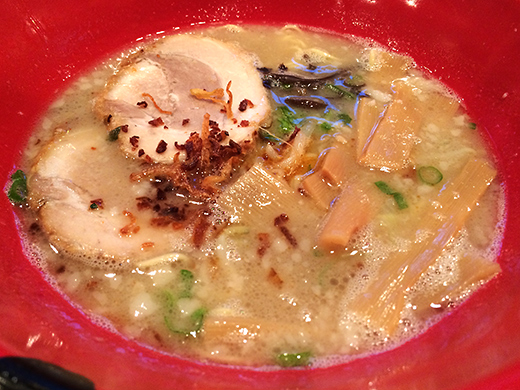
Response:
28,127,186,267
99,35,271,163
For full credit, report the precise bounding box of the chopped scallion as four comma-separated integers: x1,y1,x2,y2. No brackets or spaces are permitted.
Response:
179,269,194,298
162,270,207,335
418,166,443,185
468,122,477,130
392,192,409,210
375,181,408,209
164,307,207,335
276,351,312,367
374,181,394,195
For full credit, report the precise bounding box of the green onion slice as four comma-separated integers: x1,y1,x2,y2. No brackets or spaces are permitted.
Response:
162,269,207,335
276,351,312,367
418,166,443,186
375,181,409,210
179,269,195,298
164,307,207,335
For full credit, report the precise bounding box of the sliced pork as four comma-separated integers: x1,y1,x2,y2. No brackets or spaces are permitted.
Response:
98,35,270,163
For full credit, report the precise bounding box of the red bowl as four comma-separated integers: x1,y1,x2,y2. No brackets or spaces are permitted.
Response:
2,0,520,389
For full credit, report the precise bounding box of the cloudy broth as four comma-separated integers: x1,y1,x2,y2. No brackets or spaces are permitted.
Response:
14,24,503,368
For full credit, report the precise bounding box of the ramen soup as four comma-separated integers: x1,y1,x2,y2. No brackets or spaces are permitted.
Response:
8,25,504,368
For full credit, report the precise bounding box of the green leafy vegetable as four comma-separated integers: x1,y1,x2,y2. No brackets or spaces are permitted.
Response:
375,181,408,209
8,169,28,204
418,166,443,185
277,106,297,134
468,122,477,130
107,126,122,141
276,351,312,367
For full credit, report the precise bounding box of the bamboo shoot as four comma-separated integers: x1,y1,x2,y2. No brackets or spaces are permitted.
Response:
359,82,423,171
350,158,497,334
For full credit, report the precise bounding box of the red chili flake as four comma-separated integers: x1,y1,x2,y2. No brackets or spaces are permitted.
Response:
274,214,289,226
156,140,168,154
138,149,145,157
257,232,271,258
137,101,148,108
238,99,254,112
91,147,97,150
280,226,298,247
86,280,98,290
148,117,164,127
144,155,154,164
239,120,250,127
182,118,190,126
268,267,283,287
121,124,129,133
130,135,139,148
274,214,297,247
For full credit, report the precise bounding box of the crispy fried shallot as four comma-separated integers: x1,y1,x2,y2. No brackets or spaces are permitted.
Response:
120,210,140,236
141,92,173,115
191,81,235,121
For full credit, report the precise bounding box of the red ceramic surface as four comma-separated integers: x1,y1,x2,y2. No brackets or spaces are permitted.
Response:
1,0,520,389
